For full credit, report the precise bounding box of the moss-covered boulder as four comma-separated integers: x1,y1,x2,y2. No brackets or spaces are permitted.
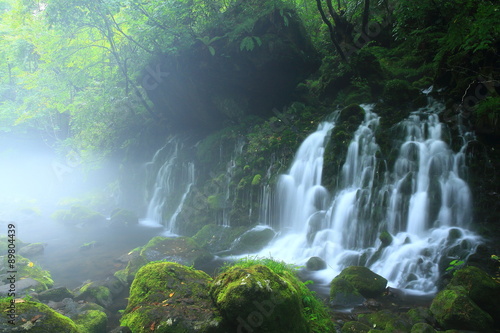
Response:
74,309,108,333
330,277,365,307
357,309,413,332
38,286,74,302
306,256,327,271
19,243,46,257
210,264,308,333
0,298,80,332
121,262,226,332
227,226,276,254
411,322,437,333
51,205,106,226
192,224,248,253
333,266,387,298
114,236,212,284
429,288,493,331
0,255,53,295
75,282,113,308
447,266,500,322
341,321,371,333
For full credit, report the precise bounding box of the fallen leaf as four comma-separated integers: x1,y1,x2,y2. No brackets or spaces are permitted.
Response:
31,315,42,322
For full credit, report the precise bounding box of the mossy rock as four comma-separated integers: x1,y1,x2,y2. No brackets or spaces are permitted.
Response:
334,266,387,298
330,277,365,308
407,307,435,326
379,231,393,248
0,299,80,332
358,309,413,332
341,320,371,333
411,322,437,333
38,286,74,302
75,282,113,308
74,310,107,333
121,262,226,332
19,243,46,257
227,226,276,254
192,224,248,253
447,266,500,321
306,256,327,271
109,209,139,227
115,236,212,284
0,255,53,295
429,288,493,331
210,264,308,333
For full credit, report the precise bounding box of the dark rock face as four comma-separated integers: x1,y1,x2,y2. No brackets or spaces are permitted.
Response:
142,2,320,132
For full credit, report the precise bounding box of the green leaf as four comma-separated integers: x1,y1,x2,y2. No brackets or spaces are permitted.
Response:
208,45,215,56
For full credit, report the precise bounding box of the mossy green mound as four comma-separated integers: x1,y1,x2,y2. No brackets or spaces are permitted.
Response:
38,286,74,302
333,266,387,298
75,282,113,308
74,309,108,333
109,209,139,227
0,299,80,332
192,224,248,253
227,226,276,254
115,236,211,284
330,277,365,307
341,320,371,333
411,322,437,333
447,266,500,321
0,255,53,295
429,288,493,331
121,261,225,333
357,309,413,332
210,264,307,332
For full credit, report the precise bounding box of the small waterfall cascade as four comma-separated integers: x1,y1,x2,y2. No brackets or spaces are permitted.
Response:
260,103,480,294
141,137,196,233
220,138,245,227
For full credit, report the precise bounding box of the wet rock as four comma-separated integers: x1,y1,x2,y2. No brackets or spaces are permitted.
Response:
0,255,53,294
121,262,226,332
226,226,276,255
306,256,327,271
114,236,212,284
333,266,388,298
74,309,107,333
379,231,393,247
210,264,309,333
192,224,248,253
447,265,500,324
341,320,371,333
411,322,437,333
0,278,41,296
75,282,113,308
0,299,80,332
330,278,365,308
429,288,493,331
38,286,74,302
19,242,46,257
357,309,413,332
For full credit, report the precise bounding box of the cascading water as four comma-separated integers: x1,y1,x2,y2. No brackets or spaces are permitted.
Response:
259,103,480,294
141,137,196,234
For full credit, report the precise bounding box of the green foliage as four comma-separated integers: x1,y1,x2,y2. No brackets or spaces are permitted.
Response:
446,259,465,272
239,35,262,51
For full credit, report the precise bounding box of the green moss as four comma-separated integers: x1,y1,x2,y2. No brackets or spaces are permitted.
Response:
215,258,335,333
0,255,53,293
429,288,493,331
251,174,262,186
358,310,412,332
38,287,74,302
51,205,105,225
330,277,365,307
334,266,387,298
109,209,138,226
76,283,112,308
382,79,421,106
411,322,437,333
447,266,500,320
122,262,225,332
75,310,107,333
228,227,276,254
192,224,248,253
0,299,80,332
379,231,393,248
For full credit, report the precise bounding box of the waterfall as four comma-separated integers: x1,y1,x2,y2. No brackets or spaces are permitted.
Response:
141,137,196,234
259,103,480,294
